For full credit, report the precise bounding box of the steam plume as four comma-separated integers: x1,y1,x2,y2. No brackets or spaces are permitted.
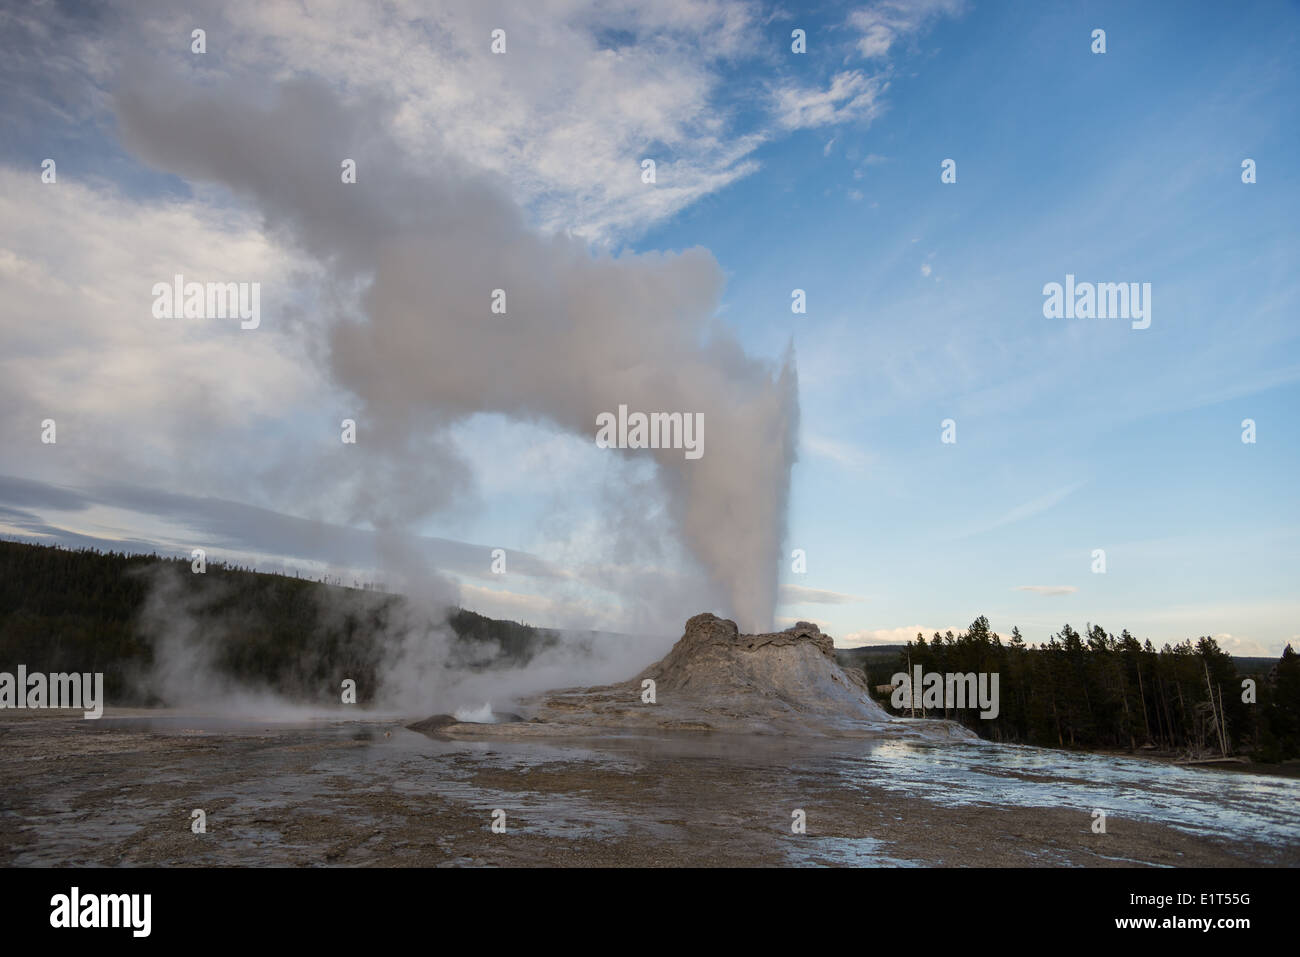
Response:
115,73,799,631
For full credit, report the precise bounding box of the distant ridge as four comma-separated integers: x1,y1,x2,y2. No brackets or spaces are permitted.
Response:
0,538,555,705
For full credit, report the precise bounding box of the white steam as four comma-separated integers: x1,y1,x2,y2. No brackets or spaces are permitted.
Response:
114,71,800,633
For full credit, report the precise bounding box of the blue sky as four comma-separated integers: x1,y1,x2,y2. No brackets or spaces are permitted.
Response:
1,0,1296,654
638,0,1300,650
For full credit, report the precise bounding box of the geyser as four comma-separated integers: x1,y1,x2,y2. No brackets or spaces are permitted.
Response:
410,614,978,741
114,73,800,634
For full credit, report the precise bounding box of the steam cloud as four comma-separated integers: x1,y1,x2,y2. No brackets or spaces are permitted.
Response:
114,71,799,633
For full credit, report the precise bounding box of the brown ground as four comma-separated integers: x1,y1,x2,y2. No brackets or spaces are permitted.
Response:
0,709,1294,867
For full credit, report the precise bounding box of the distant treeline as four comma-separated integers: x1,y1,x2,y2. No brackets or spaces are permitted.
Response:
0,539,554,705
7,540,1298,760
862,616,1300,762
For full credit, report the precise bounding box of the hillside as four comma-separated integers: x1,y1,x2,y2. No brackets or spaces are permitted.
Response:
833,644,1278,682
3,539,1297,760
0,538,555,706
836,619,1300,762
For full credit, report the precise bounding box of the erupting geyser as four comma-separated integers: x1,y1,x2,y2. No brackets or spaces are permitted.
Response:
410,614,977,741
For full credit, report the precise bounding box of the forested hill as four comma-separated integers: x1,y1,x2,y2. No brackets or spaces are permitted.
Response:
3,539,1297,761
849,618,1300,763
834,643,1278,679
0,538,556,705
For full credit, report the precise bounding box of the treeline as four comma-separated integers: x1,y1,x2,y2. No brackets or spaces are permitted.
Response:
866,616,1300,762
0,539,555,705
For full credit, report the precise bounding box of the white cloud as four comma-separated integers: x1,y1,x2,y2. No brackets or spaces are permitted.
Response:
958,481,1087,538
0,0,977,639
1210,633,1272,657
848,0,965,59
0,169,325,503
113,0,770,243
839,625,949,647
802,433,873,471
772,70,887,130
779,584,866,605
14,0,960,247
1014,585,1079,597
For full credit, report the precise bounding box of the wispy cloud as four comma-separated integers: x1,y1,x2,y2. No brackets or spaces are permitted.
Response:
802,433,873,472
771,70,887,130
1209,633,1272,657
839,625,952,647
957,481,1087,539
1014,585,1079,597
848,0,965,59
779,583,866,605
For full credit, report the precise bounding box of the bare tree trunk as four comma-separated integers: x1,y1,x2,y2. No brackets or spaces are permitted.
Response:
1204,660,1227,757
907,650,915,718
1211,681,1222,754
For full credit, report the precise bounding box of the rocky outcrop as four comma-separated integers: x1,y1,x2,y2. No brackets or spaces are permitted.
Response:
409,613,977,741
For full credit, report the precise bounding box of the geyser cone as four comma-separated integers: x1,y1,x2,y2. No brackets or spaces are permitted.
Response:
410,614,977,740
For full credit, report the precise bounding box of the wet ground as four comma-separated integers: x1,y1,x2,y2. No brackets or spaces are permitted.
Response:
1,709,1296,867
